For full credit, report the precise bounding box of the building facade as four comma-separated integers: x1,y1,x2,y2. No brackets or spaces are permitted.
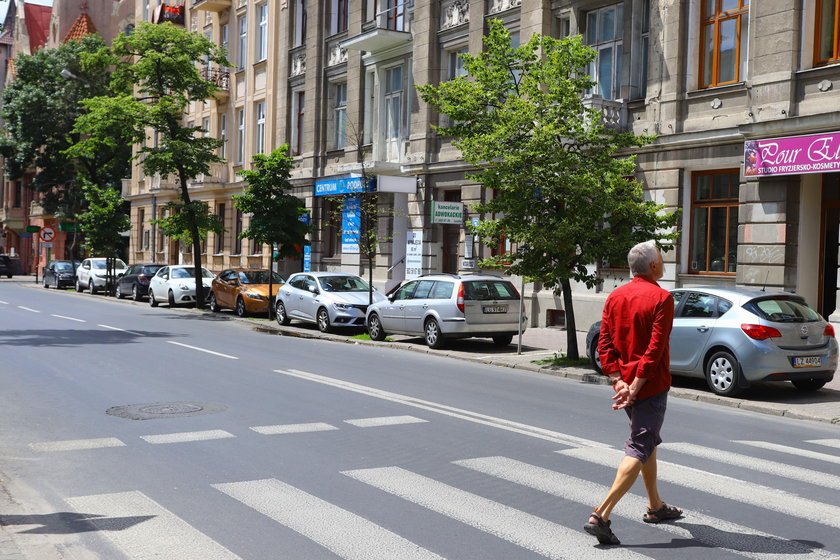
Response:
125,0,840,329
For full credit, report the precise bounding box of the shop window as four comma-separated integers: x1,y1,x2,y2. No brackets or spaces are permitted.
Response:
322,197,342,258
816,0,840,66
585,3,624,100
690,170,739,274
700,0,749,88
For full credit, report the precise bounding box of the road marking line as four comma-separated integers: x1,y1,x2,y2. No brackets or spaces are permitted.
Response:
456,455,837,560
168,341,238,360
734,440,840,465
29,437,126,452
140,430,235,444
343,466,651,560
344,415,427,428
558,446,840,529
98,324,143,336
214,478,444,560
17,306,39,313
51,314,86,322
661,441,840,490
275,369,606,449
0,300,7,304
806,439,840,450
66,491,241,560
250,422,338,435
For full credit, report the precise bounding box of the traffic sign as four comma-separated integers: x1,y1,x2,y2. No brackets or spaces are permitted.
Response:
39,226,56,242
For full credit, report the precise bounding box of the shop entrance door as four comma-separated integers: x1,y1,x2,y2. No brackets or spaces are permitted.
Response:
441,190,461,274
820,175,840,318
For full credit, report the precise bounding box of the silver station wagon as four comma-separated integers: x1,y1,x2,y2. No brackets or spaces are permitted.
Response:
586,287,838,396
366,273,526,348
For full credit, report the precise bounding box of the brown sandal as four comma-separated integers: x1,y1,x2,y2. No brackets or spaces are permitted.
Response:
643,502,683,524
584,512,621,545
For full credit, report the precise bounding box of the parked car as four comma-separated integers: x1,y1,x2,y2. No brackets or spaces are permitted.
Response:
585,287,838,396
365,273,526,349
148,264,215,307
209,268,285,317
116,263,164,301
0,254,15,278
275,272,385,332
75,258,128,294
43,260,78,289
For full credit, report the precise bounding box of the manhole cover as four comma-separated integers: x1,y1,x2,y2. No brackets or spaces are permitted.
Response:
106,401,227,420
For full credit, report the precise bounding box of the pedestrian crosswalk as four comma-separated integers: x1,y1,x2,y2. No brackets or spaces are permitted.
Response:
53,436,840,560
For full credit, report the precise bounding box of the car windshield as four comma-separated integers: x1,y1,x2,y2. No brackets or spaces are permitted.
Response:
319,276,370,292
54,262,75,271
142,265,163,275
463,280,520,301
91,259,127,270
750,297,821,323
171,267,214,279
239,271,285,284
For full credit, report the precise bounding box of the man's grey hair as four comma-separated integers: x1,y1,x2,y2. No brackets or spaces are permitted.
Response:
628,240,660,276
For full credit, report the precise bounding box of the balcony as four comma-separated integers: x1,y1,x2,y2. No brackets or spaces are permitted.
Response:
191,0,230,12
582,95,628,132
0,207,25,231
201,66,230,100
188,162,229,188
149,173,180,192
342,5,412,54
29,200,48,218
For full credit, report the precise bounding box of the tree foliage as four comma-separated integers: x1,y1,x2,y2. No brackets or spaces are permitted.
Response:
77,180,131,293
418,20,679,357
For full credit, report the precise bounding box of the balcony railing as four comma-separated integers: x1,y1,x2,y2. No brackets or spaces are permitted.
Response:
342,3,412,53
191,0,230,12
582,95,628,132
201,66,230,98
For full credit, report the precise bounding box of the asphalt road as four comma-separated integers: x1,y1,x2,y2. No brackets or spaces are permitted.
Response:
1,279,840,560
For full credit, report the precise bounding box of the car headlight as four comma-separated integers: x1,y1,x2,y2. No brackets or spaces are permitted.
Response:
333,302,353,311
95,273,107,278
244,291,265,300
178,283,191,291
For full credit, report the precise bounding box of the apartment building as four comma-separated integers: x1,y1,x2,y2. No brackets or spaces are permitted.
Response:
125,0,840,328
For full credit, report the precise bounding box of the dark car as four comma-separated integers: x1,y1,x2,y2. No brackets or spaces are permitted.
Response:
0,255,13,278
116,263,164,301
43,260,79,289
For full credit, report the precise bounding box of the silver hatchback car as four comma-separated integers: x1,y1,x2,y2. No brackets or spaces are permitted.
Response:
586,287,838,396
365,273,526,348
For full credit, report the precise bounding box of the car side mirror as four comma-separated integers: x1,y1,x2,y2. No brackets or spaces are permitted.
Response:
117,273,124,278
309,286,319,294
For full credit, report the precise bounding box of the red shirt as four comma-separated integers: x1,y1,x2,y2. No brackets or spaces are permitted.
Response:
598,276,673,400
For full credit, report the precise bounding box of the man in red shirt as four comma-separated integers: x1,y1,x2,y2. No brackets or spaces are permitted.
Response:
584,241,683,546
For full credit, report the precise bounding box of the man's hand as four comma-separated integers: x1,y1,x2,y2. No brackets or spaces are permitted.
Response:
611,379,634,410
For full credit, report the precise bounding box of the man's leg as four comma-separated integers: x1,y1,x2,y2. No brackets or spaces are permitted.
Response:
590,455,643,522
640,447,664,511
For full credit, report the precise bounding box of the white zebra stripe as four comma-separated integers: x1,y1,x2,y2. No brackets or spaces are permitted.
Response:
806,439,840,450
558,447,840,529
213,478,444,560
456,455,838,560
29,437,126,452
250,422,338,435
65,491,241,560
344,415,427,428
734,441,840,465
343,466,653,560
140,430,234,444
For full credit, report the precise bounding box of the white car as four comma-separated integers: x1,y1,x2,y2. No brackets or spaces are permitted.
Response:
75,258,128,294
148,264,215,307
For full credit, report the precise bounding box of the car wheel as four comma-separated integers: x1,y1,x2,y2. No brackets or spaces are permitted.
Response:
115,285,125,299
235,297,247,318
149,289,159,307
492,334,513,347
168,290,176,307
791,378,827,392
76,279,82,292
276,301,290,325
209,293,220,313
589,334,603,374
317,307,332,333
424,318,445,349
43,278,49,288
705,350,743,397
133,285,142,302
88,281,96,295
367,313,386,341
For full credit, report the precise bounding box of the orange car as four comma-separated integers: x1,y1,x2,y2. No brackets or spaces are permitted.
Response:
209,268,285,317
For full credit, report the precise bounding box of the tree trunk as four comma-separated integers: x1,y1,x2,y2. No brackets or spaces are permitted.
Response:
560,277,579,360
191,222,205,308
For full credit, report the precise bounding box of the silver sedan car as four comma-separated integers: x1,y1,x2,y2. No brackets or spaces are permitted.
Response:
275,272,386,332
586,287,838,396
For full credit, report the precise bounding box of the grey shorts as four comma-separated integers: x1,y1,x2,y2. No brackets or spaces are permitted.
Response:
623,390,668,463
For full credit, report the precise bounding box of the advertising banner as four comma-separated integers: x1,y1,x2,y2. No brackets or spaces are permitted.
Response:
745,132,840,177
314,176,375,196
431,201,463,224
303,245,311,272
405,230,423,279
341,196,360,254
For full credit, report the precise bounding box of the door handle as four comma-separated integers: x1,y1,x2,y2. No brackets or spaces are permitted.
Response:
697,326,709,333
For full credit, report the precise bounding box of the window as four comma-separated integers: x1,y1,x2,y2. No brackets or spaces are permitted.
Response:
13,181,22,208
383,0,407,31
586,3,624,100
137,208,145,250
156,205,166,253
234,209,243,254
690,170,739,274
202,117,211,137
330,0,348,34
236,108,245,164
237,15,247,71
255,101,266,155
144,0,150,21
256,3,268,62
334,83,347,149
294,0,307,47
700,0,749,88
640,0,650,98
215,203,226,254
816,0,840,66
679,292,718,318
220,114,227,159
384,66,403,159
292,91,305,156
557,17,571,39
447,47,468,80
221,23,229,60
250,236,260,255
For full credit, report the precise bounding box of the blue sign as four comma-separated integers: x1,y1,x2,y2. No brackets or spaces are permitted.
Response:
341,196,360,254
314,176,375,196
303,245,311,272
298,212,310,224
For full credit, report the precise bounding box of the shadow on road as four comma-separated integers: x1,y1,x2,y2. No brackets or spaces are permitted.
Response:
0,329,172,347
0,512,154,534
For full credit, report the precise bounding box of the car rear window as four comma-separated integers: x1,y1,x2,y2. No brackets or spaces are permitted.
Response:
142,265,162,275
749,297,821,323
463,280,519,301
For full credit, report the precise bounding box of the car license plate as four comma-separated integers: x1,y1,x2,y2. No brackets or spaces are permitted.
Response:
792,356,821,368
482,305,508,314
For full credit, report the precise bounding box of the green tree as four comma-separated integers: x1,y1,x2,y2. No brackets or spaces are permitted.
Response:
80,22,229,307
77,180,131,294
418,20,679,358
233,146,311,317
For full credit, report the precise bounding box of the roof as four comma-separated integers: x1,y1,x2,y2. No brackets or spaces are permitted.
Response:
23,2,51,52
62,12,96,42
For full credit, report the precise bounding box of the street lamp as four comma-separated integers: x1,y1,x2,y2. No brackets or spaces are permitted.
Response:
60,68,79,80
